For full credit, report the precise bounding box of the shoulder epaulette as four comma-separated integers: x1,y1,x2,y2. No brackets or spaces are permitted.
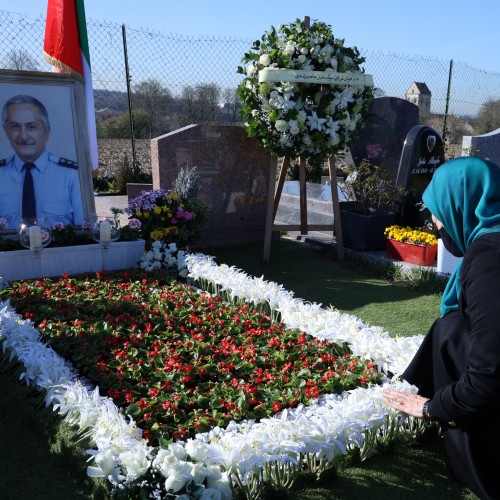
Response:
58,157,79,170
0,159,6,167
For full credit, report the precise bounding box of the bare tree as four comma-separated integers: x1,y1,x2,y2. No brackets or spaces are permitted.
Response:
423,113,474,144
180,83,221,125
3,49,40,71
474,98,500,135
133,79,172,138
221,88,242,124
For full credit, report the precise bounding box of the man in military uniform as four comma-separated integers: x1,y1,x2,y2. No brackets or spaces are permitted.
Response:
0,94,84,230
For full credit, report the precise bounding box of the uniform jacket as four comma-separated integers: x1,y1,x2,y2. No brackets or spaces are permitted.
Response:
0,150,84,229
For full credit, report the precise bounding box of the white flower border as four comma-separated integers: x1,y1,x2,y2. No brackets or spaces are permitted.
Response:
0,253,425,498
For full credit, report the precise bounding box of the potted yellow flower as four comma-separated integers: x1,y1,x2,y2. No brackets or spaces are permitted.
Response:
384,225,438,266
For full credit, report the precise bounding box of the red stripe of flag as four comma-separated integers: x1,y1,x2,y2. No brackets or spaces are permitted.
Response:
44,0,83,78
43,0,99,171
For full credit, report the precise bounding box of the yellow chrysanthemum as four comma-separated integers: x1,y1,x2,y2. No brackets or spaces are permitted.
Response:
384,225,437,246
150,229,164,240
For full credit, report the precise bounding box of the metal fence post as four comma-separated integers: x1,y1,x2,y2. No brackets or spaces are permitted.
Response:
122,23,138,174
442,59,453,145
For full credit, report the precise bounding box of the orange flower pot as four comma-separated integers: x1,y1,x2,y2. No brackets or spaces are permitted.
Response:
385,237,437,266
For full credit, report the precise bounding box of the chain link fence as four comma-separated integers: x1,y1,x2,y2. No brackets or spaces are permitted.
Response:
1,9,500,182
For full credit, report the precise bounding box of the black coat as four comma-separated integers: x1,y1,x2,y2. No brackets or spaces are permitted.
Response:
403,233,500,499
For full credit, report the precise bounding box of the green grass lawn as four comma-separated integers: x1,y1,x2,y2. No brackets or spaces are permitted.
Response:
0,237,477,499
0,365,109,500
208,237,441,337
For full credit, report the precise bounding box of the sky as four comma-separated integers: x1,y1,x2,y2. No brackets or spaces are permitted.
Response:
3,0,500,74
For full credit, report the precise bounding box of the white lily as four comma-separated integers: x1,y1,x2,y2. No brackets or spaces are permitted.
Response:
164,461,195,492
306,111,327,132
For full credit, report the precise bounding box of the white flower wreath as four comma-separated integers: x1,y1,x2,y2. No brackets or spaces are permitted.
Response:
237,19,374,160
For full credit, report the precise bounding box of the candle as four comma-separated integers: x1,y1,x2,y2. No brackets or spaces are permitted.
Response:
99,220,112,244
29,225,42,249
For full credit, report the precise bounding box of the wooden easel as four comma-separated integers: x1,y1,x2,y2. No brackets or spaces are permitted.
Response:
262,155,344,263
259,15,373,263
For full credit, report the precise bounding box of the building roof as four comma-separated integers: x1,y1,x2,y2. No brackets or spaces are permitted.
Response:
408,81,431,95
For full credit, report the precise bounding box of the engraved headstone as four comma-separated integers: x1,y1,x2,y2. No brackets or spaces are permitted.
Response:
350,97,420,183
396,125,445,227
151,124,274,248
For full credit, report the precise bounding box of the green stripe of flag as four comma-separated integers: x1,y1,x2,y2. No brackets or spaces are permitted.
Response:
75,0,91,69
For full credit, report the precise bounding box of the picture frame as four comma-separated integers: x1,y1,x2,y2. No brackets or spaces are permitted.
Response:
0,69,96,234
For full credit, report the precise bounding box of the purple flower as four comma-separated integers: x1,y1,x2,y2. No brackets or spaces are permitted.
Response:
127,189,173,213
129,218,142,229
366,143,384,159
176,209,193,221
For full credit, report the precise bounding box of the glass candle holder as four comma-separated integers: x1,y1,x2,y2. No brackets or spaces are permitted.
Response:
18,218,52,253
18,218,52,278
91,216,121,249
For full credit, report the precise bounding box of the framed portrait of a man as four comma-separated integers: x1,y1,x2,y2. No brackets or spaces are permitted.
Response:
0,70,95,233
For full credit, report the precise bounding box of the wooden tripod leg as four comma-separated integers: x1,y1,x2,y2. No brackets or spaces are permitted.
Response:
329,155,344,260
299,156,308,234
263,158,279,263
273,157,289,220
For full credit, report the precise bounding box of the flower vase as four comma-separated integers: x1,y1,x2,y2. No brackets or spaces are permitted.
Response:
385,237,437,266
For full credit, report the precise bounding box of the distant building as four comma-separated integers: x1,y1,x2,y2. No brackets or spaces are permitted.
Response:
405,82,431,114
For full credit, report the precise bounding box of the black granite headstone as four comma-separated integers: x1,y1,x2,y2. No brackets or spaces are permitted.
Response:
395,125,445,227
350,97,420,183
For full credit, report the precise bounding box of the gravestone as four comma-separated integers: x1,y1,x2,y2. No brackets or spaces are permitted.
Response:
126,183,153,200
151,124,274,248
350,97,420,183
462,127,500,166
395,125,445,227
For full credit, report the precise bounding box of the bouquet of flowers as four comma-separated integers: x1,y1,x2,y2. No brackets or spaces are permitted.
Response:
237,18,373,160
126,188,207,246
384,225,438,246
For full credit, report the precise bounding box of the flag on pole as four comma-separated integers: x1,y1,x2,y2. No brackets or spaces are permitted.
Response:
43,0,99,171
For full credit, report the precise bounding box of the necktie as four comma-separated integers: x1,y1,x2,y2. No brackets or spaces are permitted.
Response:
22,162,36,219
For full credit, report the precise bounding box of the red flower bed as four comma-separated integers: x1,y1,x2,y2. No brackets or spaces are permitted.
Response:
4,270,382,445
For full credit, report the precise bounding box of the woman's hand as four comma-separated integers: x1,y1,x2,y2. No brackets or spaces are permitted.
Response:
382,389,429,418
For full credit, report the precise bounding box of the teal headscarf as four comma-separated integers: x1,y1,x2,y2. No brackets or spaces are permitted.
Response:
422,157,500,316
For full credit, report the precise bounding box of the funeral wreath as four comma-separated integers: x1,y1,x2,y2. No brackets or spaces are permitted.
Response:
237,18,373,160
